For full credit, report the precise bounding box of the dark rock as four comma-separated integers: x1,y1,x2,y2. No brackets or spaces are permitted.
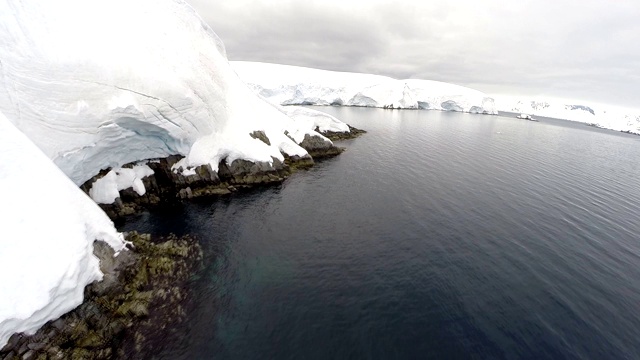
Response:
1,334,21,353
46,347,64,360
317,125,367,141
76,331,106,349
90,241,135,296
0,232,204,360
299,133,332,152
50,320,65,332
70,349,91,360
285,154,315,170
17,344,28,356
283,130,296,143
298,134,345,159
25,343,44,352
249,130,271,145
178,187,193,199
227,159,274,176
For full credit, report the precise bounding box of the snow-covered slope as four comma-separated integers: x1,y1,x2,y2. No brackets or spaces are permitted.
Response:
281,106,350,140
0,0,341,186
495,95,640,134
230,62,498,115
0,113,126,348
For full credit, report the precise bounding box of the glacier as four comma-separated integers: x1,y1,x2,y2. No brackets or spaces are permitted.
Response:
0,113,127,348
0,0,345,187
230,61,498,115
495,95,640,134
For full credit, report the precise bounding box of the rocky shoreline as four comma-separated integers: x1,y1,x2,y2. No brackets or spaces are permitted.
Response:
1,127,365,359
0,232,203,360
80,128,365,219
317,125,367,142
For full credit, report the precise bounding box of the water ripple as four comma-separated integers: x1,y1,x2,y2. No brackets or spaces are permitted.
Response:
121,108,640,359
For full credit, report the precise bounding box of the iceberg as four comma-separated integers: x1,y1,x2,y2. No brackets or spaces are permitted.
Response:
495,95,640,134
230,61,498,114
0,113,126,348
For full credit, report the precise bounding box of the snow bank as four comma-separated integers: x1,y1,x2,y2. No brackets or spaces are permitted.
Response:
495,95,640,134
230,61,498,114
0,113,126,349
281,107,350,141
0,0,335,186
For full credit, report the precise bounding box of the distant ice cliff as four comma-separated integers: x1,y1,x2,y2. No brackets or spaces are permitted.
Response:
495,96,640,134
231,61,498,115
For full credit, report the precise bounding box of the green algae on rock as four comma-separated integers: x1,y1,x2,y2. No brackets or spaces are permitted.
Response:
0,232,203,360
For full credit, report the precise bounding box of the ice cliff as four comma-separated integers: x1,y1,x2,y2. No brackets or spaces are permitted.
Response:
0,0,344,187
495,95,640,134
230,61,498,114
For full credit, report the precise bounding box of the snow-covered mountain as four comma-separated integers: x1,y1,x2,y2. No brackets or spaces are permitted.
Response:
495,95,640,134
231,62,498,115
0,114,127,348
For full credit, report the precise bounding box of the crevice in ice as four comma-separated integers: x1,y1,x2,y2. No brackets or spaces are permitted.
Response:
77,79,185,129
143,102,196,132
190,89,215,121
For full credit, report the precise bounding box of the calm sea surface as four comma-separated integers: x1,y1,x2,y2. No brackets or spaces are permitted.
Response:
120,107,640,359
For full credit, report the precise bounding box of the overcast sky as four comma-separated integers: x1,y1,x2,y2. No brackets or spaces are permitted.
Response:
187,0,640,109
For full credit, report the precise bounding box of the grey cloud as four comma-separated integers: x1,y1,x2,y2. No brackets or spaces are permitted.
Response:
187,0,640,108
193,1,389,72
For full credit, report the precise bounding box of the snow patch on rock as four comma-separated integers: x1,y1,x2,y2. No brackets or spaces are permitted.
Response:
89,165,155,204
281,107,350,138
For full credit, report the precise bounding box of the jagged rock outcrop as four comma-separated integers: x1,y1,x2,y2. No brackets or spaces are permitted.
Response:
80,125,365,219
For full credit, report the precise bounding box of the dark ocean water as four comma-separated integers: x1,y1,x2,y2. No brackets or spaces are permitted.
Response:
120,108,640,359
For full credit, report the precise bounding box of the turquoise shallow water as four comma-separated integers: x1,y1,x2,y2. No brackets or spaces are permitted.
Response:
121,108,640,359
